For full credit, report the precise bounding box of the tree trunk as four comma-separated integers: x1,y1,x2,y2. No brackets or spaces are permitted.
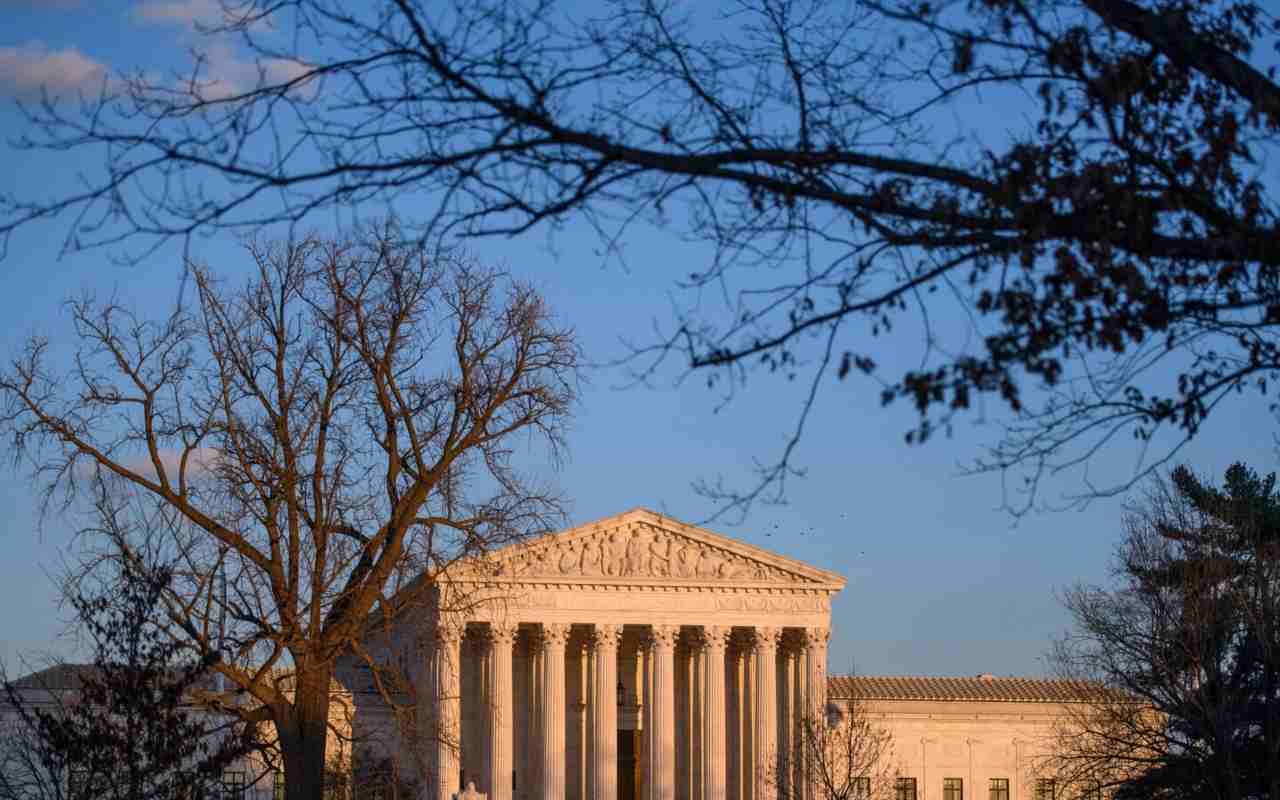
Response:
277,662,334,800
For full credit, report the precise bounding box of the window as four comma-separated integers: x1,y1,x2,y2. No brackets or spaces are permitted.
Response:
273,772,286,800
1037,779,1056,800
990,778,1010,800
896,777,918,800
853,777,871,799
220,771,246,800
1080,782,1102,800
944,778,964,800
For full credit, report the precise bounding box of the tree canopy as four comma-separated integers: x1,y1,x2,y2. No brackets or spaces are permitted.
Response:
2,0,1278,515
1050,462,1280,800
0,227,579,799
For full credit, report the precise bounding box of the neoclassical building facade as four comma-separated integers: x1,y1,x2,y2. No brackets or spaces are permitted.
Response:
345,509,1097,800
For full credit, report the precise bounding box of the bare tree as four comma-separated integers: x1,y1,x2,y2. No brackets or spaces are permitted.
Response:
0,224,579,800
1047,462,1280,800
2,1,1278,517
775,703,897,800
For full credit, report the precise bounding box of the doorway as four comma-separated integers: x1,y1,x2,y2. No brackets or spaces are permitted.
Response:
618,730,643,800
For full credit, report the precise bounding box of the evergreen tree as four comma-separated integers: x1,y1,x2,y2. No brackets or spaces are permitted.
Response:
1053,463,1280,800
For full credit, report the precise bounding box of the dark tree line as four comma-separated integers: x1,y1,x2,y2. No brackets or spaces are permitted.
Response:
1050,462,1280,800
1,531,255,800
1,1,1277,514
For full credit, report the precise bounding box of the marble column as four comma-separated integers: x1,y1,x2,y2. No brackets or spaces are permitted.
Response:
649,625,680,800
486,623,518,800
736,631,755,800
686,636,703,800
752,628,782,800
532,634,544,794
540,623,571,800
801,628,829,800
777,640,796,800
701,626,731,800
790,638,805,800
431,624,464,800
591,624,623,800
726,639,741,800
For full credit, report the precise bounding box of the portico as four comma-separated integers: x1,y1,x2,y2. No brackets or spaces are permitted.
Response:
420,509,846,800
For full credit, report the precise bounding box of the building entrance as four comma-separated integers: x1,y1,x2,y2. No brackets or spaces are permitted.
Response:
618,730,643,800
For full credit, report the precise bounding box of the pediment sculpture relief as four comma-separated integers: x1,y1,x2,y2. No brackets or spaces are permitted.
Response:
492,524,801,582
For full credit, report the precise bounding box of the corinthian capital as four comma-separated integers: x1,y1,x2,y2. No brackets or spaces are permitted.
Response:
539,622,572,648
801,627,830,650
484,622,519,646
695,624,733,653
646,624,681,651
751,626,784,649
588,623,624,651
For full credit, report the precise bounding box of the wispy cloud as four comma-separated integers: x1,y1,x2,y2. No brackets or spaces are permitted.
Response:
132,0,227,27
0,42,111,99
133,0,267,31
180,41,313,101
121,447,224,481
130,1,308,101
73,446,224,483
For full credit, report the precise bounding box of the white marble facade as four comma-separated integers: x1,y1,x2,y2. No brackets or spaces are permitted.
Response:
352,509,1087,800
406,509,844,800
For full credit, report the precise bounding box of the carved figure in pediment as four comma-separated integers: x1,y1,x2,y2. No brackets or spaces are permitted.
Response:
695,547,722,578
603,531,626,576
624,528,649,575
718,557,748,579
648,531,673,577
580,537,603,576
672,543,695,578
557,542,581,575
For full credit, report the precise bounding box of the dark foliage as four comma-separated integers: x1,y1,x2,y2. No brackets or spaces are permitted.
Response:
1,1,1278,516
1051,462,1280,800
1,552,253,800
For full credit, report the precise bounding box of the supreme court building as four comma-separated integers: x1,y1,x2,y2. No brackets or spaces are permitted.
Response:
345,508,1099,800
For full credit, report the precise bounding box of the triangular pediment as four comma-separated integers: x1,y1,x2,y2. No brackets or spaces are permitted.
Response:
462,508,846,588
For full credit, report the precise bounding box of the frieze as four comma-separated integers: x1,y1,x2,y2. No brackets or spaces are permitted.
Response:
714,594,829,612
489,522,807,583
457,589,830,616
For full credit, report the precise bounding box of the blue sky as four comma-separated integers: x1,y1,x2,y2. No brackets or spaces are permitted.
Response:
0,0,1276,679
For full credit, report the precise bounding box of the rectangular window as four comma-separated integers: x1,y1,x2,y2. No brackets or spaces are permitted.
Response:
990,778,1009,800
897,777,918,800
1081,782,1102,800
1037,779,1056,800
853,777,871,799
221,771,246,800
944,778,964,800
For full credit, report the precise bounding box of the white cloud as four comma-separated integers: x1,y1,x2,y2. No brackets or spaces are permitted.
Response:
121,446,224,481
179,41,313,101
133,0,226,27
73,446,224,484
133,0,268,31
0,42,111,98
